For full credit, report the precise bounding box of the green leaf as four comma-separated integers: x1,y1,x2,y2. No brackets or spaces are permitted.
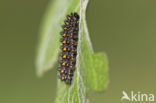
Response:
36,0,109,102
36,0,80,76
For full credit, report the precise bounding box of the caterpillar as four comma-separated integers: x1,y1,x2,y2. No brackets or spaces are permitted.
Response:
58,13,79,84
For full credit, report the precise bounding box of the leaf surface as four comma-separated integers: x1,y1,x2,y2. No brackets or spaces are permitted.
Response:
36,0,108,102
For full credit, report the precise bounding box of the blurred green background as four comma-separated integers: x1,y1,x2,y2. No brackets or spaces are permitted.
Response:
0,0,156,103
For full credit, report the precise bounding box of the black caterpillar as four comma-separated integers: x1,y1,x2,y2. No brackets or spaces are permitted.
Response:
58,13,79,84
